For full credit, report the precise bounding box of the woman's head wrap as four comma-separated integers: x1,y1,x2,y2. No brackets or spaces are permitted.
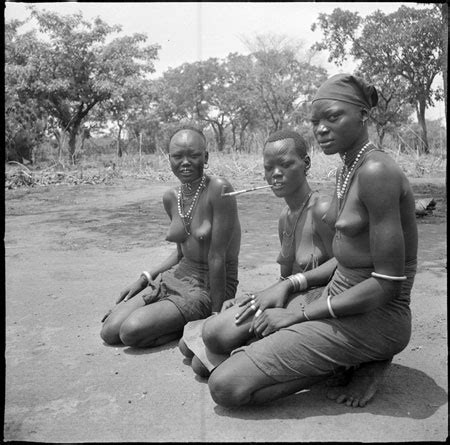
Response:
312,73,378,109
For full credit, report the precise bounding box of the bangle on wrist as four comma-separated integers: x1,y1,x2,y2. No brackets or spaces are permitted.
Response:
371,272,407,281
140,270,151,283
287,273,308,292
327,294,337,318
302,309,310,321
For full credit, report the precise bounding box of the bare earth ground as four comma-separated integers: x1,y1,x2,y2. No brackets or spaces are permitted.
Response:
3,176,447,442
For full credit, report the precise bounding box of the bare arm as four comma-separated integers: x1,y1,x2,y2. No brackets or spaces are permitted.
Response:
277,207,293,278
116,190,183,304
285,160,406,322
148,245,183,280
208,178,239,312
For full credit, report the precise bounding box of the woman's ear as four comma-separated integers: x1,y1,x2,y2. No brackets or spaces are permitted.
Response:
304,155,311,173
361,108,370,125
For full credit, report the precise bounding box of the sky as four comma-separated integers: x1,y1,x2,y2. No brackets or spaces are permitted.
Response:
5,1,445,120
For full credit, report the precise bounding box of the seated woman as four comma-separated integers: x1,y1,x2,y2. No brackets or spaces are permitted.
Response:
100,126,241,348
179,130,335,376
206,74,418,408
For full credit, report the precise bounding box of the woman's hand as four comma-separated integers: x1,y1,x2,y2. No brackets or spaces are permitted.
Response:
116,276,148,304
220,298,236,312
250,308,299,337
234,281,291,325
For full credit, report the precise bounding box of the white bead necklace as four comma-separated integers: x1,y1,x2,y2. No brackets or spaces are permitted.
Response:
337,141,372,200
177,175,206,230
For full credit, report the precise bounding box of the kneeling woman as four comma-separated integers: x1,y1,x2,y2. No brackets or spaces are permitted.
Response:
181,130,335,376
207,74,417,408
100,126,241,348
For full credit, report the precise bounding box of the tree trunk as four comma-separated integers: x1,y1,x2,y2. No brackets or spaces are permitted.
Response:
239,122,249,152
377,127,385,148
231,125,237,151
68,127,79,164
211,122,225,151
416,99,429,154
117,125,123,158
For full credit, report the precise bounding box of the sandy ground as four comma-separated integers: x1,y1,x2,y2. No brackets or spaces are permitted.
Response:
3,176,447,442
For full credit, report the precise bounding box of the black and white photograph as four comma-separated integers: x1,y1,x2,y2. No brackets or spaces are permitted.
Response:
4,1,447,442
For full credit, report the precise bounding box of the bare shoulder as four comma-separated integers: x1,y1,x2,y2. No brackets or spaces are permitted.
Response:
358,151,409,208
359,151,404,189
206,175,235,198
278,205,289,224
311,193,332,221
162,187,177,213
163,187,177,204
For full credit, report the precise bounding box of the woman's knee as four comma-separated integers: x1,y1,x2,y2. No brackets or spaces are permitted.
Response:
178,338,194,358
202,317,229,354
192,355,211,378
119,317,150,347
100,320,122,345
208,366,250,407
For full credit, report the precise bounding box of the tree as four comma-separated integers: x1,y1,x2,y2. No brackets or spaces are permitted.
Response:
6,7,160,162
221,53,262,151
5,19,47,162
239,34,327,133
312,5,443,153
244,35,327,132
440,3,448,120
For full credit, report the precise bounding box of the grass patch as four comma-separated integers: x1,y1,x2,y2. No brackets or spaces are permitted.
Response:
5,147,446,190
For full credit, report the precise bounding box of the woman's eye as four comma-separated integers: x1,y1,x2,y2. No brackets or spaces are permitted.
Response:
327,114,338,122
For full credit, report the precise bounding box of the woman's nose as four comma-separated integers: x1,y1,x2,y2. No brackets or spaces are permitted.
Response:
272,167,283,177
316,123,329,134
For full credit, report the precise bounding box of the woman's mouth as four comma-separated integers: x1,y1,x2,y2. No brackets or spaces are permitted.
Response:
318,140,334,149
272,182,284,190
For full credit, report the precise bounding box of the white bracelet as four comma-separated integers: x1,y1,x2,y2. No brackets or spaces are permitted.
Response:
303,309,310,321
141,270,151,283
371,272,407,281
287,273,308,292
327,294,337,318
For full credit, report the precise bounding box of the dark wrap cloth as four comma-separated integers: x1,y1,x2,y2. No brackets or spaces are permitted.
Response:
312,73,379,109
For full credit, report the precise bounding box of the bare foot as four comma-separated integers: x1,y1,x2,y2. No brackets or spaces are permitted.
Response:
192,355,211,378
178,338,194,359
326,359,392,407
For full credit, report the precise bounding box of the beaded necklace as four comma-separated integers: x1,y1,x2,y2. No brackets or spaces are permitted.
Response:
280,190,314,259
337,141,372,200
177,175,207,234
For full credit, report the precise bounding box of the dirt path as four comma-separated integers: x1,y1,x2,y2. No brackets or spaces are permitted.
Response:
4,177,447,442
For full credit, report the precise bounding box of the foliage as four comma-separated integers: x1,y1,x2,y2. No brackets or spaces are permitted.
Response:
5,19,47,161
312,5,444,153
5,7,160,163
155,48,326,152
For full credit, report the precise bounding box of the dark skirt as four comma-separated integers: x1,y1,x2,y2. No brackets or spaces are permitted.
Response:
143,257,238,323
238,259,417,382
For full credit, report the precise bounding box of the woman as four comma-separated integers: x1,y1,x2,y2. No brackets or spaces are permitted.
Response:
100,126,241,348
180,129,335,377
206,74,418,408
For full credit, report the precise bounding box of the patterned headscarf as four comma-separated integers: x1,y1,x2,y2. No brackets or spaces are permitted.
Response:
312,73,378,109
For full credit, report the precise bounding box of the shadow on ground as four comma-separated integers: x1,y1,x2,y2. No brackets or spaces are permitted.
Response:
213,364,447,421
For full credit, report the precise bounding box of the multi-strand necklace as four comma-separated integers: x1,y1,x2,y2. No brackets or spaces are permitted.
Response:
177,175,207,234
337,141,372,200
280,190,314,259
